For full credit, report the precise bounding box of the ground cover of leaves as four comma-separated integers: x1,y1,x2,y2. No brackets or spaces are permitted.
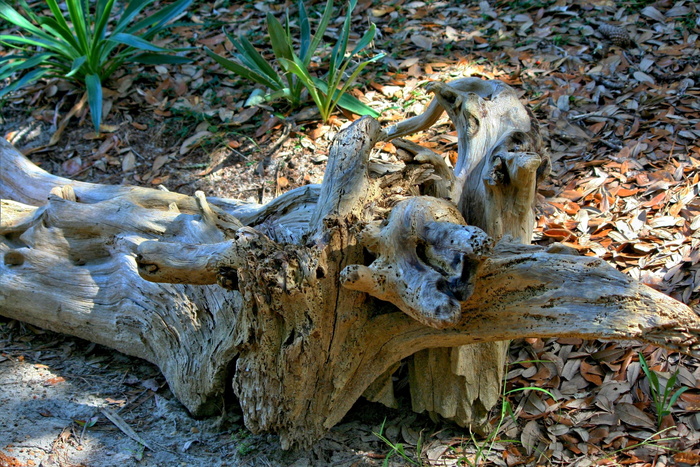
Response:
1,0,699,465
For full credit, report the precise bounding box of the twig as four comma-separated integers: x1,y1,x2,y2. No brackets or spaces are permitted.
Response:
101,407,157,452
598,139,623,151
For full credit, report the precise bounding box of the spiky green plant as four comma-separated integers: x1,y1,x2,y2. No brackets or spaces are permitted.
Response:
638,352,689,428
205,0,382,122
0,0,192,131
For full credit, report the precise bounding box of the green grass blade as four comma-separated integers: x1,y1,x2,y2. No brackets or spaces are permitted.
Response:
505,386,557,399
0,35,67,55
309,77,337,119
330,0,354,71
16,0,39,22
334,53,383,107
85,73,103,131
44,0,78,42
280,57,326,119
0,67,50,98
37,18,81,54
331,60,367,108
114,1,153,33
92,0,116,42
108,32,169,52
336,86,379,117
0,2,70,49
638,352,659,394
667,386,689,409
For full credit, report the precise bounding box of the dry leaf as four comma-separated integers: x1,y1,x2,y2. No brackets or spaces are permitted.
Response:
152,154,169,172
410,34,433,50
122,152,136,172
520,420,541,455
62,156,83,176
180,131,212,155
615,402,654,429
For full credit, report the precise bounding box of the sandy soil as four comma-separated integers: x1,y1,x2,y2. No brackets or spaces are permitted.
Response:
1,318,415,466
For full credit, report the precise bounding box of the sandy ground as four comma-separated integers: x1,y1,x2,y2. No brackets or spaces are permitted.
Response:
0,321,245,466
0,319,410,467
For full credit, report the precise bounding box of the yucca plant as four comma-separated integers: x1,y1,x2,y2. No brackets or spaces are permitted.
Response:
205,0,382,122
280,0,383,122
0,0,192,131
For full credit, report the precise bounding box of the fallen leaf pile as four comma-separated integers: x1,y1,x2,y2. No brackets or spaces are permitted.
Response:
1,0,698,465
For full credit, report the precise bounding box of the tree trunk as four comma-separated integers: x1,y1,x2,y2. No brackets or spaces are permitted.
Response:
1,79,698,449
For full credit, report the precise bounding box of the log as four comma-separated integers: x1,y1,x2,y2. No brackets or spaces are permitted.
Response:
1,79,698,449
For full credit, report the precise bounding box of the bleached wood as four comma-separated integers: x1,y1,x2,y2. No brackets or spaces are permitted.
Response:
1,80,697,450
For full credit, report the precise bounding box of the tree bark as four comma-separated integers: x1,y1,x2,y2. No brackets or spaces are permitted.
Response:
1,79,698,449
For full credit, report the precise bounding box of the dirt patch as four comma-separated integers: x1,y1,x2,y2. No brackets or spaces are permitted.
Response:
1,318,431,466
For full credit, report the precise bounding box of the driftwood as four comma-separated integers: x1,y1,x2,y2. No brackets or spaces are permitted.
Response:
1,78,698,449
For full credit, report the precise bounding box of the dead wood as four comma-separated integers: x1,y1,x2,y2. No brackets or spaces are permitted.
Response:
1,79,698,448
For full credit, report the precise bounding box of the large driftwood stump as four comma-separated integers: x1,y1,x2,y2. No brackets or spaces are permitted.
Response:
2,79,699,448
381,78,549,429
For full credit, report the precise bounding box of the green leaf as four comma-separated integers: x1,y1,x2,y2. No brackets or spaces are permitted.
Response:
114,1,153,33
229,34,282,87
331,61,370,111
108,32,168,52
66,55,87,77
279,57,315,88
92,0,116,43
44,0,73,36
131,53,191,65
36,17,81,54
0,52,51,78
298,1,311,60
0,2,44,36
0,35,67,55
350,23,377,56
129,0,192,37
85,73,103,132
304,0,333,66
266,11,299,97
280,56,326,118
312,77,378,118
336,90,379,117
668,386,689,408
204,47,281,91
65,0,90,55
330,0,354,71
267,13,294,63
0,67,50,99
639,352,658,388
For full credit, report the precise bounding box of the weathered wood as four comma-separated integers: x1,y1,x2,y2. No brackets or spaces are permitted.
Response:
382,78,549,429
1,79,698,450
